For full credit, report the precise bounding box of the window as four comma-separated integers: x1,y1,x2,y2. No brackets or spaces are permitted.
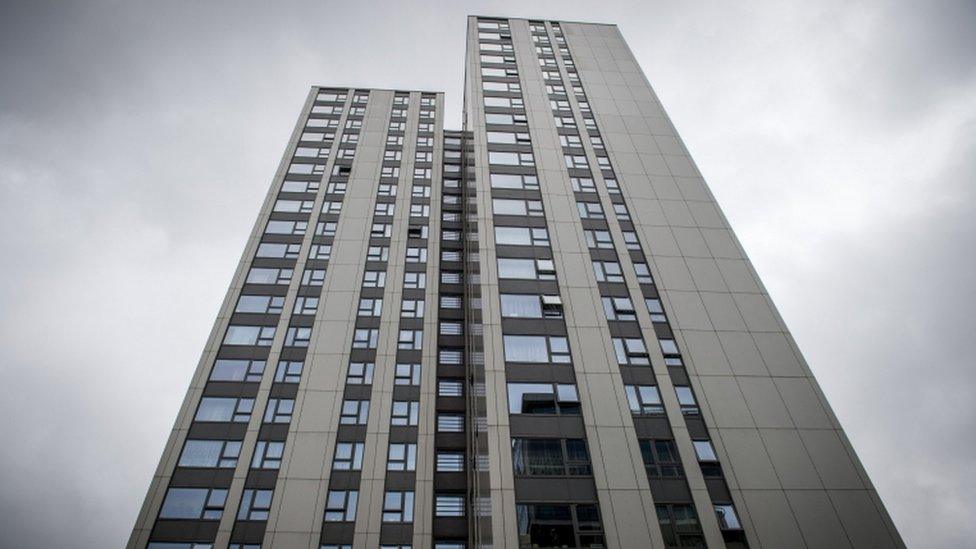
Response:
613,203,631,220
358,298,383,317
499,294,542,318
284,326,312,347
660,338,681,355
407,223,429,237
394,363,421,386
251,439,284,468
279,181,320,195
435,495,465,517
438,379,464,397
401,299,425,318
383,491,415,523
639,439,684,478
406,247,428,263
352,329,379,349
487,131,530,144
412,187,432,201
440,295,462,309
178,440,242,468
367,246,389,261
613,337,650,365
333,442,365,470
308,244,331,260
441,250,462,262
293,296,318,315
237,489,273,520
264,398,294,423
403,272,426,289
388,443,417,471
622,231,641,250
507,383,580,415
490,173,538,189
398,330,423,350
645,298,667,322
571,177,596,192
195,397,254,423
503,335,570,363
494,226,549,246
315,221,338,239
286,163,324,176
488,151,534,167
439,348,463,365
564,155,589,169
592,261,624,282
391,401,419,426
656,504,705,548
340,400,370,424
576,202,604,219
694,440,723,478
363,271,386,288
265,220,307,235
440,321,463,336
602,297,636,321
346,362,374,385
247,267,292,285
324,490,358,522
714,504,742,530
633,262,654,284
584,230,613,249
516,503,603,548
378,184,397,196
437,414,464,432
410,204,430,218
301,268,326,286
223,325,275,346
497,258,555,280
326,182,347,194
375,203,395,216
675,386,699,415
441,271,462,284
437,452,464,472
321,200,343,214
485,110,527,125
159,487,227,520
371,223,393,238
559,134,583,147
512,438,592,476
210,359,265,382
492,198,543,216
625,385,663,414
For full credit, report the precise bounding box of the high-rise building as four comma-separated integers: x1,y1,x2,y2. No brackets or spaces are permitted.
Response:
129,16,904,549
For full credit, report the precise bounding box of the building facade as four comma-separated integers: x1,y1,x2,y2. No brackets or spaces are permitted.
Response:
129,16,904,549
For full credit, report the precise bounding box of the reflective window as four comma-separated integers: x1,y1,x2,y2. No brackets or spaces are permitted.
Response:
178,440,241,468
159,488,227,520
507,383,580,415
512,438,591,476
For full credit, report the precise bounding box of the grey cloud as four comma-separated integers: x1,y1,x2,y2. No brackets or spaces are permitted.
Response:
0,0,973,547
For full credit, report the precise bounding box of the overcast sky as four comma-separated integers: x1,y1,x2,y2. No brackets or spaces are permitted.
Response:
0,1,973,547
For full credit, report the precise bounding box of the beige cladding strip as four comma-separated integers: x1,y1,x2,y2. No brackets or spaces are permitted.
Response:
353,90,420,545
261,88,382,547
554,22,732,548
411,92,446,547
507,18,659,548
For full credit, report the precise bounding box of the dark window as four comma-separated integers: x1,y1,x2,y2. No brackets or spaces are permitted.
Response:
511,438,592,476
656,504,705,548
516,503,604,548
639,439,684,478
